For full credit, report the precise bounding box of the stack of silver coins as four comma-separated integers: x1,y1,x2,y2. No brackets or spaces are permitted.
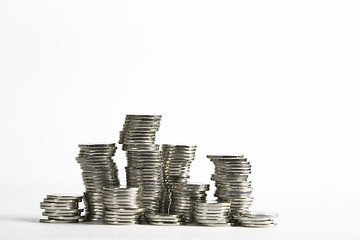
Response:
119,115,162,151
161,144,197,213
40,195,83,223
194,201,231,226
76,143,120,221
234,212,278,228
147,213,181,226
207,155,253,218
125,149,163,213
102,186,143,225
170,183,209,223
119,115,163,214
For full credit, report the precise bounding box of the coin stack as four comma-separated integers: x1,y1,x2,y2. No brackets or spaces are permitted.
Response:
161,144,197,213
119,115,162,151
76,143,120,221
194,201,231,226
119,115,163,214
207,155,253,218
102,186,143,225
40,195,83,223
234,212,278,228
170,183,209,223
125,149,163,213
147,214,181,226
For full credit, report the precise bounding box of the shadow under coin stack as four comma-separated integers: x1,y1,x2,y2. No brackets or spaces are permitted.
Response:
147,213,181,226
194,201,231,226
40,195,83,223
235,212,278,228
102,186,142,225
76,143,120,222
207,155,253,221
161,144,197,214
170,183,209,223
119,115,163,214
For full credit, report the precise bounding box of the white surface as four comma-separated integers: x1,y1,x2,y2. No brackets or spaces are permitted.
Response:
1,0,360,239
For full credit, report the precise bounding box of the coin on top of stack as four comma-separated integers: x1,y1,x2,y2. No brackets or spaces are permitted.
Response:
235,211,278,228
147,213,181,226
207,155,253,217
119,115,162,151
102,186,143,225
170,183,209,223
40,195,83,223
161,144,197,214
194,201,231,227
76,143,120,222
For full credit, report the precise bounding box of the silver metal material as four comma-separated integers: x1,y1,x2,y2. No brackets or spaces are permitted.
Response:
194,201,231,226
40,195,83,223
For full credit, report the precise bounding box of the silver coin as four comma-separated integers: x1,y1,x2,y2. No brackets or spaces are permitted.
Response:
40,219,79,223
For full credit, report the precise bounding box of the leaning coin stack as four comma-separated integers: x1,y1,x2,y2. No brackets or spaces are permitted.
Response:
102,186,143,225
161,145,197,213
125,149,163,213
76,143,120,221
119,115,163,214
40,195,83,223
194,201,231,226
147,213,181,226
170,183,209,223
234,212,278,228
119,115,162,151
207,155,253,218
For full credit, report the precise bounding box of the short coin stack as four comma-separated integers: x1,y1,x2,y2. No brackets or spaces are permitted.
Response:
170,183,209,223
194,201,231,226
119,115,162,151
161,145,197,213
102,186,143,225
125,149,163,213
235,212,278,228
76,143,120,221
40,195,83,223
147,214,181,226
207,155,253,218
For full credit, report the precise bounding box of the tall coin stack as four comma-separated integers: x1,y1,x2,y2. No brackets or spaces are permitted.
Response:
40,195,83,223
161,144,197,214
102,186,143,225
119,115,162,151
207,155,253,219
76,143,120,221
194,201,231,226
125,149,163,213
170,183,209,223
119,115,163,214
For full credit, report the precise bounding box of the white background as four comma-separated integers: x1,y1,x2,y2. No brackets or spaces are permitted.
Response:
1,0,360,239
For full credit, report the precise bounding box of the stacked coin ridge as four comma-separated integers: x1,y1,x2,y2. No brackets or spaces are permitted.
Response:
76,143,120,221
194,201,231,226
102,186,143,225
161,144,197,214
170,183,209,223
235,211,278,228
40,195,83,223
207,155,253,219
147,213,181,226
126,149,163,213
120,115,163,214
119,115,162,151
